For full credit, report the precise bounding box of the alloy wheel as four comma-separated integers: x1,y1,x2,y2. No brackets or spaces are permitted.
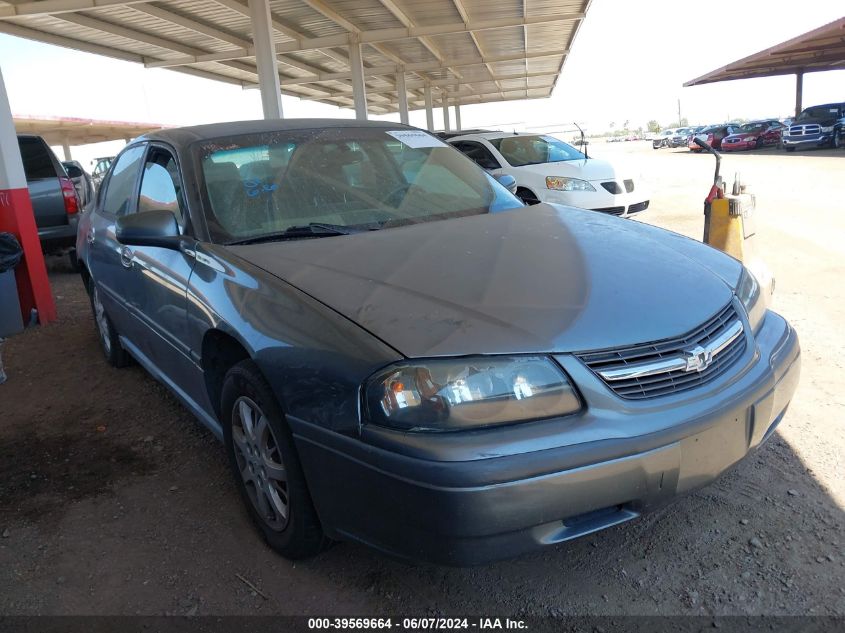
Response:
231,396,290,531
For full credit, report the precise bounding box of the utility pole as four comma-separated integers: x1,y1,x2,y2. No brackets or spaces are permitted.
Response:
677,98,682,127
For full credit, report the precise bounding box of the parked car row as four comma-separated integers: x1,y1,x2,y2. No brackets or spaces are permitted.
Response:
70,118,799,565
653,102,845,154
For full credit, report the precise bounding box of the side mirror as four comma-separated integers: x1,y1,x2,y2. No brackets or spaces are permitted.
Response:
116,210,181,249
494,173,518,194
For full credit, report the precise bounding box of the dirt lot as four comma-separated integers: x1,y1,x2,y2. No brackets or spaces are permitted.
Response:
0,143,843,617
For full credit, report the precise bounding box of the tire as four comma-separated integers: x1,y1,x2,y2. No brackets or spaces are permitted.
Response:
516,188,540,206
68,248,79,271
754,137,763,150
221,360,327,560
88,283,131,368
785,146,795,153
832,134,841,149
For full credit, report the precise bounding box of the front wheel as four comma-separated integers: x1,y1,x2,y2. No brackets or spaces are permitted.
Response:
755,137,763,150
221,360,327,560
785,146,796,153
832,134,842,149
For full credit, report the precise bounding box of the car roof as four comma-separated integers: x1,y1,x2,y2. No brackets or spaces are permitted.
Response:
137,118,416,149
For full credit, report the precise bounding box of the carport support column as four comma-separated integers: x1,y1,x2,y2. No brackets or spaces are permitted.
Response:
349,40,368,121
442,95,451,133
454,103,462,132
61,136,72,161
248,0,284,119
0,68,56,324
794,71,803,119
424,82,434,131
396,69,409,125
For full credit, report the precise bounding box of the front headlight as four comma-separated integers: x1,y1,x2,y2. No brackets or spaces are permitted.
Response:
364,356,581,432
737,267,767,333
546,176,596,192
743,136,757,142
821,126,833,133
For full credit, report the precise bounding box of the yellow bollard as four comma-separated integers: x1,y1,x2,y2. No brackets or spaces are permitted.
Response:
705,191,774,296
705,193,756,262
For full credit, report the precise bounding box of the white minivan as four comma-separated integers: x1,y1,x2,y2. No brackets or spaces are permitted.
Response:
448,131,649,217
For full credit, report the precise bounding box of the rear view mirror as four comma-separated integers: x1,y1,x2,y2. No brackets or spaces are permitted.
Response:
116,210,181,249
494,174,518,194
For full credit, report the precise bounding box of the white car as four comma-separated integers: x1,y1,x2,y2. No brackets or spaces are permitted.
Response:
448,132,649,217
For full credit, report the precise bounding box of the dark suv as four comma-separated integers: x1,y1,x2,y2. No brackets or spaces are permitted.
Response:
782,102,845,151
17,135,80,265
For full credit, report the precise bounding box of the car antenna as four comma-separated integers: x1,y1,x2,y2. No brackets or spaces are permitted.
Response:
573,122,588,159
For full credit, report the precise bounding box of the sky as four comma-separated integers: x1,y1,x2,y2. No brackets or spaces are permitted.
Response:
1,0,843,167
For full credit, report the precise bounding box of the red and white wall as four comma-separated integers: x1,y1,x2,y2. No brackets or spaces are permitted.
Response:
0,67,56,325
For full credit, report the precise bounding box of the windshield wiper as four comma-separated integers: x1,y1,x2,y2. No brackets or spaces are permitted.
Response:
229,222,375,245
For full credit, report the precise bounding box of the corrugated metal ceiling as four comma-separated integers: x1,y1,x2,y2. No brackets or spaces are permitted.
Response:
0,0,591,115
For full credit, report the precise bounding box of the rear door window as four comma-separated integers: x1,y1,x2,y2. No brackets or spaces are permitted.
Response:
101,145,146,216
17,137,57,180
452,141,501,170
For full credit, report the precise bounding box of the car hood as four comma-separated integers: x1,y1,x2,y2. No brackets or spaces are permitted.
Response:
509,157,623,181
229,205,739,358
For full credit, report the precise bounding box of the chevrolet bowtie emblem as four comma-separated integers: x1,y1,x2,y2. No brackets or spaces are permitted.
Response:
683,345,714,372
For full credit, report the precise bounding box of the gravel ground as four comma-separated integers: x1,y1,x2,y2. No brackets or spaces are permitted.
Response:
0,143,842,617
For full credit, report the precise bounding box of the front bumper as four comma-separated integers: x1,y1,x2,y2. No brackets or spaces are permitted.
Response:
540,185,649,217
292,310,800,565
721,140,755,151
782,133,831,149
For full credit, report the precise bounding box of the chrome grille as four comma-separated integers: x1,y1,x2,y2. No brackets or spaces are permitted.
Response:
789,124,821,137
577,302,747,400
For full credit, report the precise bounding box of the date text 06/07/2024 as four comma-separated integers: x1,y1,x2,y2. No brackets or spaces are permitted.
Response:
306,618,528,630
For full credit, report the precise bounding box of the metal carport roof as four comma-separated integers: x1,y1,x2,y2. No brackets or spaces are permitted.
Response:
683,17,845,116
0,0,592,117
684,17,845,86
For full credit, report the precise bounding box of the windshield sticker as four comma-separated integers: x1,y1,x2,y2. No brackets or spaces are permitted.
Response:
243,179,278,198
386,130,447,148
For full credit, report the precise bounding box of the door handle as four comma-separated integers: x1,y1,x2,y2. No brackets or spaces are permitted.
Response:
120,246,134,269
86,228,96,244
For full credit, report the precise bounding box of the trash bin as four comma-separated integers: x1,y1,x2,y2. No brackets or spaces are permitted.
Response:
0,232,24,384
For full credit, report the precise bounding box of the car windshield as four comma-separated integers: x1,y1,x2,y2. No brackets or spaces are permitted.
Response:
739,123,764,133
195,127,522,244
797,106,840,121
488,135,584,167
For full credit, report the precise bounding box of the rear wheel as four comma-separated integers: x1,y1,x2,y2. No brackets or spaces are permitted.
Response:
516,187,540,205
88,283,131,368
221,360,328,560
